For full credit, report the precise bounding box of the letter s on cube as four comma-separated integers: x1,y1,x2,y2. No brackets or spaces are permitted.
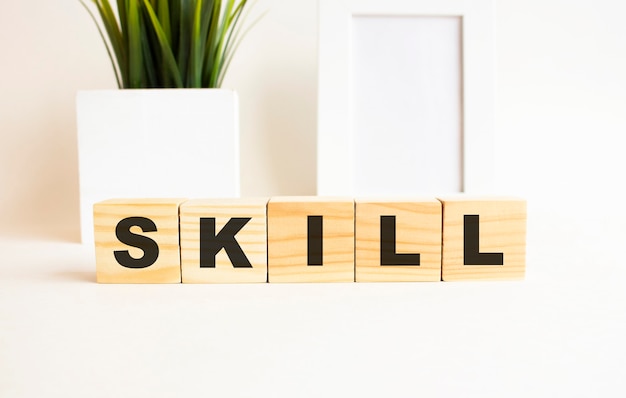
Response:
94,198,186,283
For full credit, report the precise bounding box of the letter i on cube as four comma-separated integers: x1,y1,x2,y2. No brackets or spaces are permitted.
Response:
267,197,355,283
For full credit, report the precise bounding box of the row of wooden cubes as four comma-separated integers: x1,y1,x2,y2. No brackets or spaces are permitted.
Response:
94,196,526,283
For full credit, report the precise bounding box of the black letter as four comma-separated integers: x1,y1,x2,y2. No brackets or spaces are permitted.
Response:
114,217,159,269
464,215,503,265
307,216,323,266
200,218,252,268
380,216,421,265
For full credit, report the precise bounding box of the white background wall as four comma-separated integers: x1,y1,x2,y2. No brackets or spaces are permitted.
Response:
1,0,625,241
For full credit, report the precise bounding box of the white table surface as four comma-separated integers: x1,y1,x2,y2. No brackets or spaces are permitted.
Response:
1,198,625,397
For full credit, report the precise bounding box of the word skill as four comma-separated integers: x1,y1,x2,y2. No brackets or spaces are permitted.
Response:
93,196,526,283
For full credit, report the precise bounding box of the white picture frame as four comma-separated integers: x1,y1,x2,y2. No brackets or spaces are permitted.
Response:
317,0,495,195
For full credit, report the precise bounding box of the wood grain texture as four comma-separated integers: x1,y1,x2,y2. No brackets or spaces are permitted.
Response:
355,198,442,282
438,196,526,281
267,197,354,283
94,198,186,283
180,198,268,283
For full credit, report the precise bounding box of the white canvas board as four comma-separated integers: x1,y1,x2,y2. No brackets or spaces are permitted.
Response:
318,0,495,196
352,16,462,195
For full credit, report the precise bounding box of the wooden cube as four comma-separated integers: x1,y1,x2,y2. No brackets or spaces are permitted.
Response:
267,197,354,283
355,198,442,282
180,198,268,283
94,198,186,283
438,197,526,281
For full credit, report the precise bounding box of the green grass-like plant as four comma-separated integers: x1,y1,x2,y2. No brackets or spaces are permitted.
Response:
80,0,253,88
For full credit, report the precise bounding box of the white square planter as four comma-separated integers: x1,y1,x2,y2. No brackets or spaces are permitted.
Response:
76,89,240,244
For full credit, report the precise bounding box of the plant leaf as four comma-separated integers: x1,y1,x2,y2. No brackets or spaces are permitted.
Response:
187,0,212,88
157,0,172,44
176,0,194,87
140,13,159,87
169,0,181,55
202,0,222,86
209,0,235,87
217,0,251,86
79,0,123,88
116,0,128,54
155,0,171,86
92,0,128,86
127,0,144,88
81,0,258,88
142,0,184,87
218,4,266,87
